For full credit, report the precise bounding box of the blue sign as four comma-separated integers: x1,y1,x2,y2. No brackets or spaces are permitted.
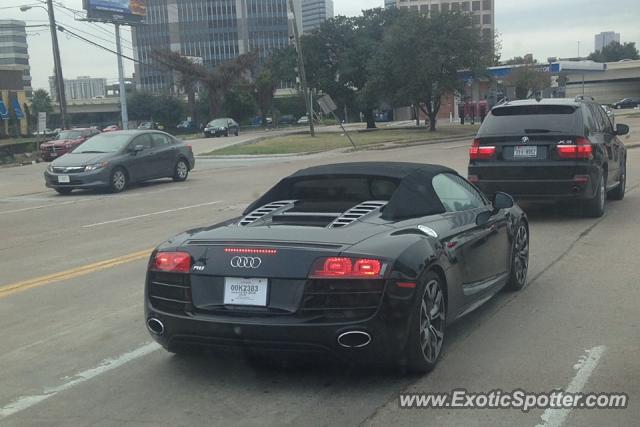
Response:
84,0,146,24
0,100,8,120
11,99,24,119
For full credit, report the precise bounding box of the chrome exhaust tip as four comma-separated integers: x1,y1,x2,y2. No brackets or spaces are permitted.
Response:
147,318,165,336
337,331,371,348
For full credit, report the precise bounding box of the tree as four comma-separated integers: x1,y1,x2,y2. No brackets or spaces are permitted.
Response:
302,9,399,129
252,46,297,127
371,10,492,131
30,89,53,128
152,50,257,118
588,41,639,62
127,91,185,127
504,66,551,99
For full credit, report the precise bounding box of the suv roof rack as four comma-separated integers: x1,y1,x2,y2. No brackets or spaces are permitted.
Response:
575,95,595,102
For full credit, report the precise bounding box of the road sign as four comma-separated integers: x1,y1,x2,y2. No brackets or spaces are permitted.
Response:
317,95,338,114
38,112,47,133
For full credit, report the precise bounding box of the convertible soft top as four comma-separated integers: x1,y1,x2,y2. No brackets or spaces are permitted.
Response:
244,162,459,220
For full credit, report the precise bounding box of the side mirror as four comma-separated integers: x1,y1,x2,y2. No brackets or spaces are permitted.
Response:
615,123,629,136
493,192,515,210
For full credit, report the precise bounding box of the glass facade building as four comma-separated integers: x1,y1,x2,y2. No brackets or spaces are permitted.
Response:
132,0,297,93
0,20,32,98
301,0,334,34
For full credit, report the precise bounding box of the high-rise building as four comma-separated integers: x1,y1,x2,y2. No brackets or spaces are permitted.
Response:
388,0,495,39
384,0,396,8
301,0,334,34
594,31,620,52
132,0,298,94
49,76,107,101
0,20,33,98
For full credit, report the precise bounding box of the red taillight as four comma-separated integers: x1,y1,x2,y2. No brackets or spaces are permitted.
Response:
152,251,191,273
557,137,593,160
187,144,193,152
224,248,277,255
469,138,496,160
396,282,417,289
310,257,384,279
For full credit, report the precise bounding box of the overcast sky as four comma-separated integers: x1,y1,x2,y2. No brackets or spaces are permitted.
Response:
4,0,639,90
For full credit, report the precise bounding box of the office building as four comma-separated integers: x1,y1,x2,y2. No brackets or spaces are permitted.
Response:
0,20,32,98
132,0,298,93
49,76,107,101
301,0,334,34
389,0,495,39
594,31,620,52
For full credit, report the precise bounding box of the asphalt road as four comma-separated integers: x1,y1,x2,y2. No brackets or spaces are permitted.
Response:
0,120,639,427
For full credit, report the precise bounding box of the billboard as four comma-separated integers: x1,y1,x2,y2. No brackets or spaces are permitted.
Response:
83,0,146,25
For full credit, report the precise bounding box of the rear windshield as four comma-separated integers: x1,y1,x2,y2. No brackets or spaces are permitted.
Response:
289,177,399,201
479,105,581,136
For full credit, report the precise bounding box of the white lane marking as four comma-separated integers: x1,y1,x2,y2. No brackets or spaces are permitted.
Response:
0,342,160,419
536,345,607,427
82,200,223,228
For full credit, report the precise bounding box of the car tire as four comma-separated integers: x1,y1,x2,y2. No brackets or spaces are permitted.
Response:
584,173,606,218
608,161,626,201
109,167,128,193
55,188,72,195
403,271,446,373
173,158,189,182
616,105,622,110
504,221,529,292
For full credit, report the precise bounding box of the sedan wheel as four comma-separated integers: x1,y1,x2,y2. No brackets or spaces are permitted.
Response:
173,159,189,182
405,272,446,373
505,222,529,291
110,168,127,193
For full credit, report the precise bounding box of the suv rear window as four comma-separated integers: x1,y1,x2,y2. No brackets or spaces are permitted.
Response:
479,105,581,136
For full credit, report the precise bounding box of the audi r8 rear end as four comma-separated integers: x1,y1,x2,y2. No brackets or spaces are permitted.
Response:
145,163,528,372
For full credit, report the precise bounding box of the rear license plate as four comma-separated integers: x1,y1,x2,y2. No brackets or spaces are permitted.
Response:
513,145,538,158
224,277,268,306
58,175,70,183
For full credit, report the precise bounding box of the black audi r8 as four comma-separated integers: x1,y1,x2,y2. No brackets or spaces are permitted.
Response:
145,162,529,372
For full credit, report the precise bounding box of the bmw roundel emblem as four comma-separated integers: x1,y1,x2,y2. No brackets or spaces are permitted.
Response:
521,136,530,144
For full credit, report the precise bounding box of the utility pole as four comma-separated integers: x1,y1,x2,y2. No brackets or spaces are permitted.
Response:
46,0,67,129
288,0,315,137
115,23,129,130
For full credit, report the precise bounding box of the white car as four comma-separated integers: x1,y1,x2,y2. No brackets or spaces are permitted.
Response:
297,116,309,125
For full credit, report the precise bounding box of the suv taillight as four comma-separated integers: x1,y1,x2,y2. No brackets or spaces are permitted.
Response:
469,138,496,160
557,137,593,160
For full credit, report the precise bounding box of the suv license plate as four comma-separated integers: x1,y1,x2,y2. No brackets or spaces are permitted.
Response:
514,146,538,158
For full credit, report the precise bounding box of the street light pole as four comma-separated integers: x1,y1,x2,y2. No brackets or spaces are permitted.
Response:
114,23,129,130
45,0,68,129
288,0,315,137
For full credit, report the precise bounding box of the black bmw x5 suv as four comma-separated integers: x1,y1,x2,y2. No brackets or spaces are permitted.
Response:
468,98,629,217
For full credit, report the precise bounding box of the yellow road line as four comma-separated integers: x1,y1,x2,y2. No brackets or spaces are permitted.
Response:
0,249,153,299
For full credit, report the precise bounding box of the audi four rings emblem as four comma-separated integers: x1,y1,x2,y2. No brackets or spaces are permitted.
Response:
521,136,530,144
230,256,262,268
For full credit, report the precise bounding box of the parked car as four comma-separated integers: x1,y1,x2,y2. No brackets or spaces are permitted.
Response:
203,118,239,137
278,114,296,125
612,98,640,109
102,125,120,132
39,128,101,162
176,120,196,131
468,98,628,218
138,121,165,130
144,162,528,372
297,115,309,125
44,130,195,195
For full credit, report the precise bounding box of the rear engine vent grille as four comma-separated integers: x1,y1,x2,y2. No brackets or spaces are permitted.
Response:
148,271,191,314
328,201,387,228
239,200,297,226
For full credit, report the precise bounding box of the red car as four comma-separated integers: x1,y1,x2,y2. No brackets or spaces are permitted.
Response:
40,128,101,161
